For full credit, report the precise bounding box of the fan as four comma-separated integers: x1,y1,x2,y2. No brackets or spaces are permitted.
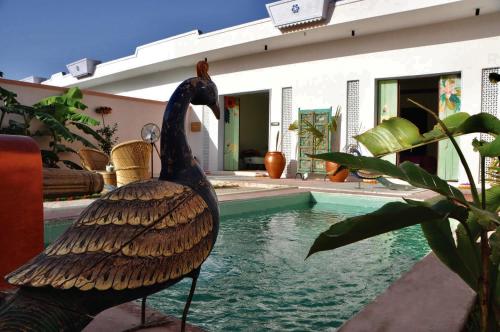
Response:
141,123,161,178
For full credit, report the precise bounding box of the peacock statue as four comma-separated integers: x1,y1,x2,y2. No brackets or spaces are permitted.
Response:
0,61,220,332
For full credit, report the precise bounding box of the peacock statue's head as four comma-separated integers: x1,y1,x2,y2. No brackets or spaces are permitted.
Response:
190,61,220,119
190,78,220,120
159,60,220,182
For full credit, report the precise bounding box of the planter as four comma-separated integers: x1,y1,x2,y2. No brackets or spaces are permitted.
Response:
264,151,286,179
325,161,349,182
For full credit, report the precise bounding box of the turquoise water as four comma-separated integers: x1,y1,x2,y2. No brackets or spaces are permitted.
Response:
147,200,430,331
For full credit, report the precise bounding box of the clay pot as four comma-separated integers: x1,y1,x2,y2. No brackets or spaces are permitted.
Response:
325,161,349,182
264,151,286,179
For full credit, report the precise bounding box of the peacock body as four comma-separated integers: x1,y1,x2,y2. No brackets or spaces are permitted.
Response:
0,61,220,331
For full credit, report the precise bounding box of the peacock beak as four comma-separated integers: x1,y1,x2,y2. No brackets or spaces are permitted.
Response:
209,101,220,120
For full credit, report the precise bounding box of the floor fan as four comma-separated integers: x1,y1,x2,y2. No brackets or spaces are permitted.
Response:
140,123,161,178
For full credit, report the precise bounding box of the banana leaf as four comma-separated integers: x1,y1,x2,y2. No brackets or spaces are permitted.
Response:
71,132,98,149
311,152,466,204
356,113,500,157
72,122,104,143
69,113,99,126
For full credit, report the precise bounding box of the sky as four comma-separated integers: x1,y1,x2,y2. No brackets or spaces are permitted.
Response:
0,0,271,80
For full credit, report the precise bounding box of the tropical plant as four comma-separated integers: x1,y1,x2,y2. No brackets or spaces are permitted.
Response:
0,86,104,168
289,106,341,149
308,98,500,331
96,122,119,156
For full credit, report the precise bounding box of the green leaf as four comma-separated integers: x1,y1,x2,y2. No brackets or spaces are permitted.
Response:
72,122,105,143
71,132,98,149
61,159,83,170
53,144,77,154
421,217,478,290
41,150,59,167
68,113,99,126
33,111,73,141
404,197,468,221
356,112,500,157
65,87,83,100
308,201,457,257
491,227,500,266
468,205,500,229
288,120,299,131
311,152,466,203
473,136,500,157
355,117,423,156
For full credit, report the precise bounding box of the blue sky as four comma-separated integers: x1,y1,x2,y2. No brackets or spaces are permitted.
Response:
0,0,270,80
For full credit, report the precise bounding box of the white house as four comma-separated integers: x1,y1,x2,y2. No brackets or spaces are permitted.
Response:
42,0,500,183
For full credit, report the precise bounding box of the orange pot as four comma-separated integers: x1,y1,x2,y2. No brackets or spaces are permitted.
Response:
325,161,349,182
264,151,286,179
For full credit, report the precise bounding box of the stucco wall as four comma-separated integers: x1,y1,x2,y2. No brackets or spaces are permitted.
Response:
76,12,500,182
0,79,166,176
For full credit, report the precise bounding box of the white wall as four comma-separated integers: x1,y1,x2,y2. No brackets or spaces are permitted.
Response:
88,12,500,183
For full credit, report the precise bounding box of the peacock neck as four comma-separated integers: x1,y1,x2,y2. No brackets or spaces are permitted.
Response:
159,80,201,183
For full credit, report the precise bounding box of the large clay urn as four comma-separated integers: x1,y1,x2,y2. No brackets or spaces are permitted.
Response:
325,161,349,182
264,151,286,179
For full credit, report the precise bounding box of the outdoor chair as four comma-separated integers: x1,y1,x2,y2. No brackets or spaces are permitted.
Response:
111,140,151,187
78,148,109,171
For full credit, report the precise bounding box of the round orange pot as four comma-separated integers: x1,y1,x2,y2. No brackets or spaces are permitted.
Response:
325,161,349,182
264,151,286,179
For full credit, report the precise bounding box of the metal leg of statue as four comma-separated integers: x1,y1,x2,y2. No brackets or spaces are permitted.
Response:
141,297,146,325
122,296,174,332
181,268,201,332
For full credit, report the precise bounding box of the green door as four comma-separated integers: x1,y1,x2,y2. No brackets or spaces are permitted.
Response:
297,108,331,174
437,75,461,181
377,80,399,164
224,96,239,171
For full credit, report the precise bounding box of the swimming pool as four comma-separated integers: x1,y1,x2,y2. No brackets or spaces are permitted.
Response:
43,193,429,331
148,194,429,331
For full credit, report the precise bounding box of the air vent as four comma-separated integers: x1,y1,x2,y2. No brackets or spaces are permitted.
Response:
266,0,329,29
66,58,101,79
20,76,47,84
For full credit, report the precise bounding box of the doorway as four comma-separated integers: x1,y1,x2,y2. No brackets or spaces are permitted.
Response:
377,74,461,180
223,91,269,171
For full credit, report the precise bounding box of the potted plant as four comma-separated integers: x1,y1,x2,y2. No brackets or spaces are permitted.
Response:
324,107,349,182
264,130,286,179
309,98,500,331
289,106,348,182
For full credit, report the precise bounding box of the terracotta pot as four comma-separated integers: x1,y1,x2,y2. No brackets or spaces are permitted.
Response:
264,151,286,179
325,161,349,182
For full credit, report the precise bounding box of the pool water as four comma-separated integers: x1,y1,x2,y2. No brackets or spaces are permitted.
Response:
147,200,430,331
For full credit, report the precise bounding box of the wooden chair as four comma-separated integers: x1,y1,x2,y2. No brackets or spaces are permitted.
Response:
111,140,151,187
78,148,109,171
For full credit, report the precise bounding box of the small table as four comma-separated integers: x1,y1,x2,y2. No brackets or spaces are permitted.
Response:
97,171,117,187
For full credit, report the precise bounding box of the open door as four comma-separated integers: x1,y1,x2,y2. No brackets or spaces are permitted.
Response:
377,80,398,163
223,96,239,170
437,75,461,181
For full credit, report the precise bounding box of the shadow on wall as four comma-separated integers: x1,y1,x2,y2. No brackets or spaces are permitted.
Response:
287,159,297,178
